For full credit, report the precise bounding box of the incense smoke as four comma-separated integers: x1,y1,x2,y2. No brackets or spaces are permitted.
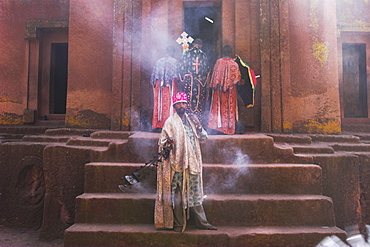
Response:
229,147,251,165
205,147,250,194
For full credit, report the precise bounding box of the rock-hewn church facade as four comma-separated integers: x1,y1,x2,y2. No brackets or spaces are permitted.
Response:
1,0,370,134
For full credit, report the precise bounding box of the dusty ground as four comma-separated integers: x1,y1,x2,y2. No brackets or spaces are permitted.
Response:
0,225,63,247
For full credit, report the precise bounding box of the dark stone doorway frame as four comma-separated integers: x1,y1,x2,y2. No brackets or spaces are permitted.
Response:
24,19,69,121
342,43,368,118
338,32,370,126
184,2,221,67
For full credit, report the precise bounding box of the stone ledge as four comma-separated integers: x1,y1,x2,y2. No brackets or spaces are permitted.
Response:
64,223,346,247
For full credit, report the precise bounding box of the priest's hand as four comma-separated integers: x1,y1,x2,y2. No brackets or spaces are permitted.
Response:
188,113,202,130
166,137,175,145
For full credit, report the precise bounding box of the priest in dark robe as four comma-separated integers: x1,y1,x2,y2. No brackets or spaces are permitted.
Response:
179,38,210,126
208,45,241,135
150,46,179,130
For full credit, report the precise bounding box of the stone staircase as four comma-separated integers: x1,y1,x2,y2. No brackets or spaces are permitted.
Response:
269,133,370,240
62,133,347,247
0,126,57,142
3,128,364,246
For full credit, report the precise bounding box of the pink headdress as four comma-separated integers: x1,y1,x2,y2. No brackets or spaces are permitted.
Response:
172,92,188,105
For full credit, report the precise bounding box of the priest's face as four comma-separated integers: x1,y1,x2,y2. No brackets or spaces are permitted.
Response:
174,102,187,115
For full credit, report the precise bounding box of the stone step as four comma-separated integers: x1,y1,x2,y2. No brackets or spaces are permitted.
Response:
85,163,323,195
0,133,25,139
45,128,96,136
268,134,312,144
0,126,56,135
292,145,335,154
343,132,370,141
353,133,370,141
19,135,129,147
267,133,361,144
21,135,71,143
44,128,132,140
66,137,128,147
332,143,370,152
310,134,360,143
89,130,132,139
0,133,24,143
64,223,346,247
127,132,302,164
74,193,336,227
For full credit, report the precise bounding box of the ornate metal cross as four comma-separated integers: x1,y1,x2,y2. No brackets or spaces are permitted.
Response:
176,31,194,52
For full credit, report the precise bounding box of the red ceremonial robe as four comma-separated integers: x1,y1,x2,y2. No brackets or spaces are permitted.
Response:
152,80,178,129
150,56,179,129
208,57,241,135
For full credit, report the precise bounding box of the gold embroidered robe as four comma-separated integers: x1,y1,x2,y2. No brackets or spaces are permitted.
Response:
154,112,208,229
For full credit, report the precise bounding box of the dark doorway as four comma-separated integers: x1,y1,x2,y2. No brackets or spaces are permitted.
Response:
342,43,368,118
184,3,221,67
50,43,68,114
38,29,68,120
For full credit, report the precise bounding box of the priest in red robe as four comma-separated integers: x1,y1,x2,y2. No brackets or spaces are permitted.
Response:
150,46,179,130
208,45,241,135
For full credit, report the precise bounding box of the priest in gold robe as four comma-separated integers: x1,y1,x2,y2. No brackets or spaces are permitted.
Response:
154,92,217,233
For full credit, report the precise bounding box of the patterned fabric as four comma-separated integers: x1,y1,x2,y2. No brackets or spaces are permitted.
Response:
172,91,188,105
209,57,241,92
182,117,196,152
150,56,179,86
171,172,202,207
152,79,177,129
154,112,208,229
150,56,179,129
179,47,210,123
180,48,210,81
208,57,241,135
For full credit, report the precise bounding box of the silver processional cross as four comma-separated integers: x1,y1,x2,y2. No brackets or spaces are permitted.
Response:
176,31,194,52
